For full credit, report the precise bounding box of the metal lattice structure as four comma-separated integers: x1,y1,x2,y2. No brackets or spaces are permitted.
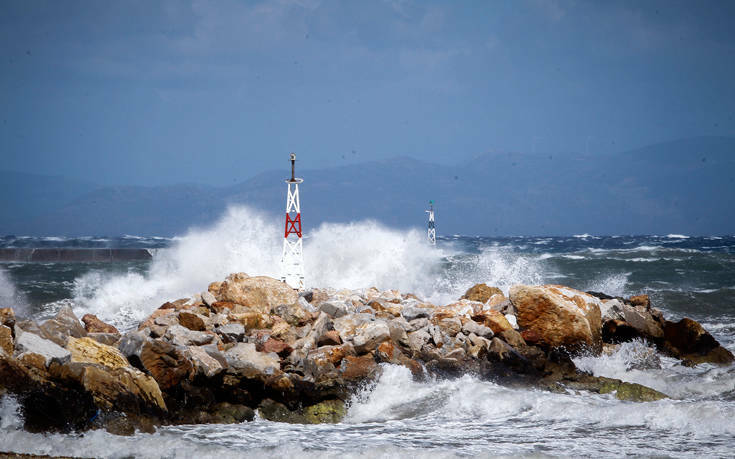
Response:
426,200,436,246
280,153,305,290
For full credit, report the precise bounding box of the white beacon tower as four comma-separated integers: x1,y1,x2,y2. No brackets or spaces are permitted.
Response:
426,200,436,246
280,153,305,290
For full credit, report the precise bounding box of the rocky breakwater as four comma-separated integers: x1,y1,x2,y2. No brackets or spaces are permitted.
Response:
0,274,732,434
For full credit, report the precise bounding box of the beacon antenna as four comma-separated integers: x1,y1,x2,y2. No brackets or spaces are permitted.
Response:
280,153,305,290
426,200,436,245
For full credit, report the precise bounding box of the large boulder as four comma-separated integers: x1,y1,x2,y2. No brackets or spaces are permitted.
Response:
164,325,214,347
662,318,734,365
510,285,602,353
139,340,193,390
217,273,298,314
224,343,281,378
471,310,513,334
0,324,13,355
352,321,391,354
81,314,119,334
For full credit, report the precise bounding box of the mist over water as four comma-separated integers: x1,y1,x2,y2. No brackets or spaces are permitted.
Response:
1,207,734,457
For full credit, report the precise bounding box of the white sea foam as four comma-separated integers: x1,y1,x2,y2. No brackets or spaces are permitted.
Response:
71,206,546,329
0,269,29,316
666,234,690,239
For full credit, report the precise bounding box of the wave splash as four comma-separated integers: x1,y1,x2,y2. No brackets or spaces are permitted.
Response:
70,206,547,330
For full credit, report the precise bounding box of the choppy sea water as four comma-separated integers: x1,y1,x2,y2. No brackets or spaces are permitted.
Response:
1,207,734,457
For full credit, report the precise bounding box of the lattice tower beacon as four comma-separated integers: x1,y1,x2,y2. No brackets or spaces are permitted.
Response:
426,200,436,245
280,153,305,290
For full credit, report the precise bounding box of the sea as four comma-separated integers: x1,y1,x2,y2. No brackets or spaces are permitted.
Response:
0,206,734,458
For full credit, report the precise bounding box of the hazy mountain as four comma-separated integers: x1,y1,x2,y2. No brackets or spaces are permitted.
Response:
1,137,733,236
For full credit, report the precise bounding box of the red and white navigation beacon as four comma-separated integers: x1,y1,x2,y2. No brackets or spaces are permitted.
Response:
426,200,436,245
280,153,305,290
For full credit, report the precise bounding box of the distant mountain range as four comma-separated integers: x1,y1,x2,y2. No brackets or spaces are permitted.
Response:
2,136,734,236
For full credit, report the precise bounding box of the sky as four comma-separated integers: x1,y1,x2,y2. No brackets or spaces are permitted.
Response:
1,0,734,186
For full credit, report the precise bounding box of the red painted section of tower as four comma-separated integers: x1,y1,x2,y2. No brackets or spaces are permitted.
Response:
285,213,302,238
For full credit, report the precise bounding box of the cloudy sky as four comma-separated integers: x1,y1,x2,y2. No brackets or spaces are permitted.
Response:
2,0,734,185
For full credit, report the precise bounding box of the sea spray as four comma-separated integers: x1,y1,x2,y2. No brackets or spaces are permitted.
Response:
0,268,29,316
71,206,549,329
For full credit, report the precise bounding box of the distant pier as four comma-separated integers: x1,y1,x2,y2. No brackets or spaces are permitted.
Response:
0,248,153,262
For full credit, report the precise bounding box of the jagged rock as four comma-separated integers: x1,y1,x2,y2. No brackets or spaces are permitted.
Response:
319,300,351,318
511,285,602,353
258,337,293,357
662,318,734,365
178,311,206,331
140,340,192,390
39,306,87,347
622,305,663,338
435,317,462,337
216,323,246,343
471,310,513,334
462,283,503,303
317,330,342,347
302,399,345,423
298,312,334,352
387,318,410,345
629,294,651,309
0,307,15,329
184,346,225,378
201,291,217,308
462,320,494,339
599,378,666,402
401,306,431,321
340,354,379,381
228,311,273,330
599,298,626,321
68,363,167,413
498,329,526,348
273,302,311,325
352,321,391,354
0,324,13,355
14,329,71,367
118,329,149,368
164,325,214,347
224,343,281,378
218,273,298,314
87,332,120,346
81,314,119,334
505,314,518,329
66,336,129,369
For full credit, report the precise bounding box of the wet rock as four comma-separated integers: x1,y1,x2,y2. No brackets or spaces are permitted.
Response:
14,329,71,367
462,283,503,303
39,306,87,347
340,354,379,381
66,336,129,369
206,402,254,424
164,325,214,347
0,324,13,355
599,378,667,402
387,319,410,345
0,307,16,329
224,343,281,378
216,323,245,343
218,273,298,314
435,317,462,337
511,284,602,353
498,329,526,348
662,318,734,365
71,363,167,413
601,319,640,343
81,314,119,334
629,294,651,309
118,329,149,369
352,321,391,354
140,340,192,390
302,399,345,424
622,305,663,338
178,311,206,331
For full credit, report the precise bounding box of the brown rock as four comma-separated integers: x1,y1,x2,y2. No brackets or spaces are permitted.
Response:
39,306,87,347
66,336,129,369
317,330,342,347
486,293,507,308
376,341,395,361
499,329,526,348
520,329,542,345
629,294,651,309
79,364,167,413
208,281,223,298
211,301,237,313
340,354,379,381
138,309,175,331
462,284,503,303
139,340,193,390
663,318,734,365
0,324,13,355
0,307,16,329
258,337,293,357
472,310,513,334
228,311,273,330
510,284,602,353
81,314,119,334
178,311,206,331
218,274,298,314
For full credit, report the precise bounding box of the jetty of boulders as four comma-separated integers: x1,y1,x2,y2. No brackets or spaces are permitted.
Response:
0,273,732,434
